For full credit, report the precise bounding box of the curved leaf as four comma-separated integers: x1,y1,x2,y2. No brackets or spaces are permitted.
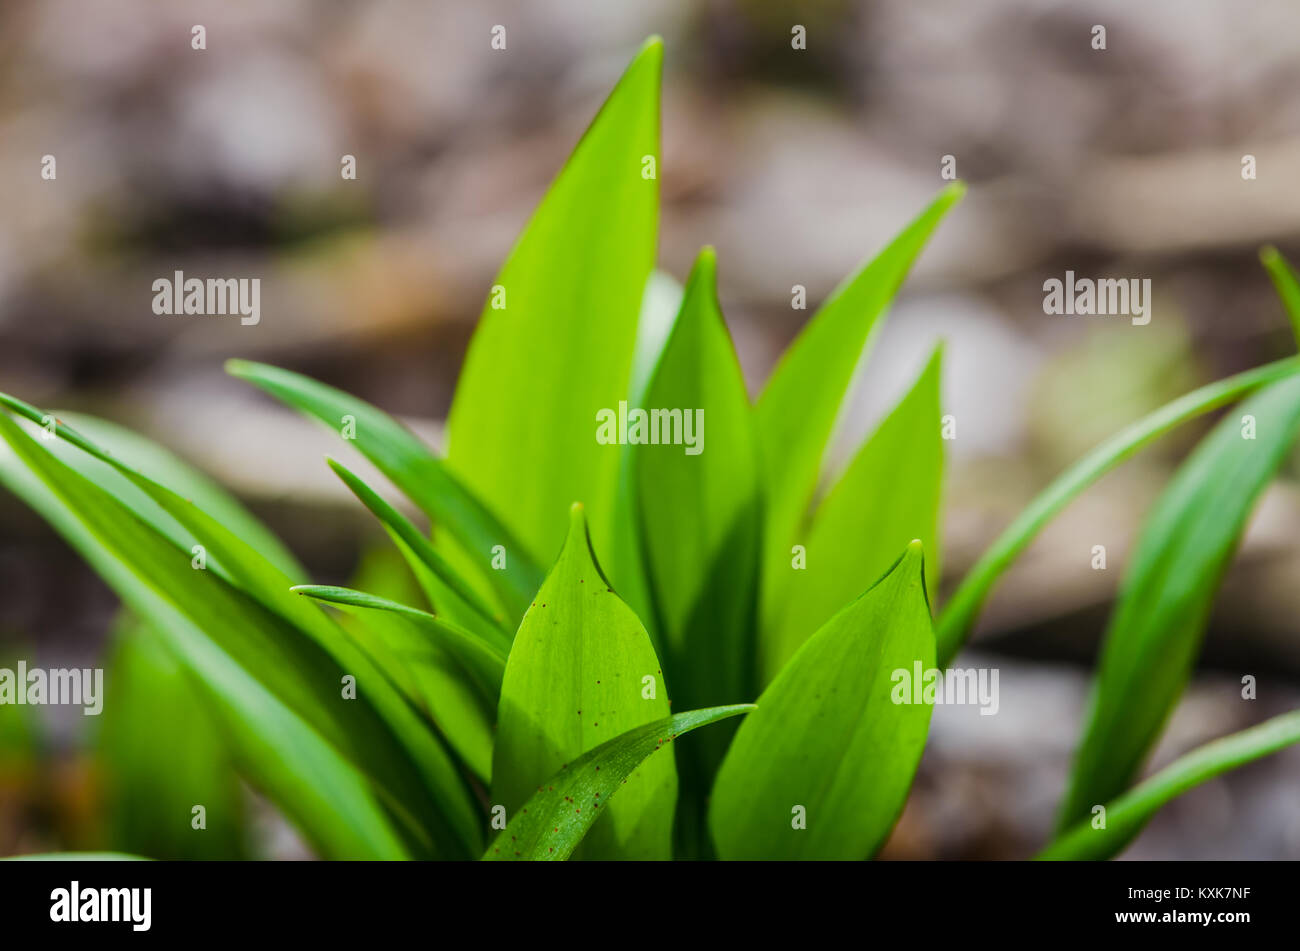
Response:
937,356,1300,665
634,248,760,716
762,346,943,682
756,185,963,640
710,542,935,860
1041,710,1300,860
446,38,662,571
483,705,753,861
325,456,510,642
493,503,676,860
225,359,539,623
1057,373,1300,830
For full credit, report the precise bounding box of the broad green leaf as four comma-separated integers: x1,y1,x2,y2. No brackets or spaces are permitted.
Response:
99,615,248,860
493,503,676,860
0,413,475,859
445,39,662,572
1057,374,1300,831
710,542,934,860
225,359,540,622
634,248,760,719
483,705,753,861
761,346,943,683
937,355,1300,665
607,270,685,628
326,457,510,643
756,184,963,639
1260,246,1300,349
293,585,503,782
1041,710,1300,860
0,397,483,856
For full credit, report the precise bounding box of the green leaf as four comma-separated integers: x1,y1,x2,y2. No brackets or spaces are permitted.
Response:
1040,710,1300,860
293,585,505,702
225,359,541,623
325,456,511,643
445,38,662,572
936,356,1300,665
1057,373,1300,831
710,542,935,860
99,615,248,860
633,248,760,715
293,585,503,782
0,396,483,857
756,184,963,641
1260,245,1300,349
607,270,685,626
761,346,943,683
0,412,476,859
493,503,677,860
483,705,754,861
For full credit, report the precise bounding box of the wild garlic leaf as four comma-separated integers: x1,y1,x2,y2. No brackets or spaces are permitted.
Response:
1041,710,1300,860
710,542,935,860
445,39,662,573
761,346,943,683
755,185,963,643
293,585,503,782
225,359,538,623
493,503,677,860
607,269,685,629
326,457,511,644
936,356,1300,665
1057,373,1300,832
633,248,761,730
0,414,459,859
483,705,753,861
0,396,483,857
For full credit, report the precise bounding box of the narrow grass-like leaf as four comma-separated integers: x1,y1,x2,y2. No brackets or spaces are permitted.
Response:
762,346,943,683
756,184,963,639
1041,710,1300,860
294,585,503,781
0,413,475,858
1057,374,1300,831
293,585,505,700
710,542,935,860
0,397,483,855
225,359,539,622
634,248,760,723
1260,246,1300,349
326,456,510,644
936,356,1300,665
493,503,677,860
483,705,754,861
445,39,662,571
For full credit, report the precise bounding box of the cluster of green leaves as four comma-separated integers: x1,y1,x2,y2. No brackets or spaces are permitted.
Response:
4,38,1300,861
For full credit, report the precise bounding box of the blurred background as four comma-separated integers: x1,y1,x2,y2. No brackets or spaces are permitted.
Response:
3,0,1300,859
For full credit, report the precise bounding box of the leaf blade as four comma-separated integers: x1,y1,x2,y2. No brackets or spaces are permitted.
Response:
710,542,935,860
1040,710,1300,860
492,503,677,860
756,185,962,638
483,705,753,861
936,356,1300,665
445,39,662,570
1057,373,1300,831
762,346,944,682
